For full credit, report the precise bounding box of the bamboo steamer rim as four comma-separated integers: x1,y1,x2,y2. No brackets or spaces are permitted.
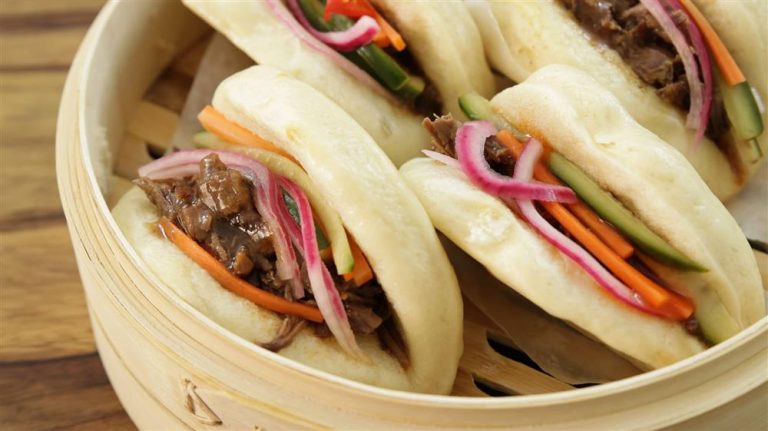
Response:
72,0,767,412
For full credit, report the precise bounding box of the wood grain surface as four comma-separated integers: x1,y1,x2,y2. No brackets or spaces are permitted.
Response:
0,1,135,429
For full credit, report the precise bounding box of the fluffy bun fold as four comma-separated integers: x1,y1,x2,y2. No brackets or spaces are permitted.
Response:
470,0,767,201
401,159,705,369
401,65,764,368
114,65,463,394
182,0,494,166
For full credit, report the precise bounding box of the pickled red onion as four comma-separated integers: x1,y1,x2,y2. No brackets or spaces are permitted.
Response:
280,180,364,359
455,121,577,203
666,0,713,148
139,150,304,298
512,140,659,316
286,0,379,52
639,0,707,143
265,0,391,100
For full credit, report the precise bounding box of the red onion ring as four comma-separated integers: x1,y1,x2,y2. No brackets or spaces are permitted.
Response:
421,149,461,169
286,0,379,52
139,150,305,298
259,173,305,298
455,121,577,203
273,177,307,298
639,0,706,140
665,0,713,148
280,179,363,358
141,163,200,180
264,0,392,101
512,141,659,316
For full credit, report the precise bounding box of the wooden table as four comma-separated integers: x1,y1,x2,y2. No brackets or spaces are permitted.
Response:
0,1,135,429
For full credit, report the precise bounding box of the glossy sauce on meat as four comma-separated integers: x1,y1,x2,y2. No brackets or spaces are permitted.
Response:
136,154,403,360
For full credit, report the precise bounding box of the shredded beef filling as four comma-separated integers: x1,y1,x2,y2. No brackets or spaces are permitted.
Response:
558,0,741,175
136,154,405,361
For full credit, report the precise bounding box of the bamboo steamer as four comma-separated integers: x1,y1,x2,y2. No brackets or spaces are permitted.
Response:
56,0,768,429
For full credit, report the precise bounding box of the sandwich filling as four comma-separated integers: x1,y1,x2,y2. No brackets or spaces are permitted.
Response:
268,0,441,116
424,113,707,341
137,152,408,366
558,0,764,175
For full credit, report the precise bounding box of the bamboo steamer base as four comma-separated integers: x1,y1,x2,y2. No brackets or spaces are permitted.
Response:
56,0,768,429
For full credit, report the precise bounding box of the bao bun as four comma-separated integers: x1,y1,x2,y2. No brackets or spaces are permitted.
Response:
401,65,764,369
183,0,495,166
114,65,463,394
468,0,767,201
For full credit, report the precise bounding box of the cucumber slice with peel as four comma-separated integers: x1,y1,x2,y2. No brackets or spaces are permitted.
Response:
722,81,764,141
456,93,707,272
721,79,764,160
548,153,707,272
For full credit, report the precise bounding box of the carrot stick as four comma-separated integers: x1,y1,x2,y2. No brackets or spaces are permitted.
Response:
198,106,296,162
679,0,745,86
342,236,373,286
494,131,692,320
541,202,693,320
158,217,324,323
372,31,390,48
496,131,635,259
374,14,406,51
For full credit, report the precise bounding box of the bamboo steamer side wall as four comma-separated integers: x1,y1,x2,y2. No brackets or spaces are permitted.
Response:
55,0,768,429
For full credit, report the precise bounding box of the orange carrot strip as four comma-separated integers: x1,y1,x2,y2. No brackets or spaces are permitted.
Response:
541,202,693,320
374,14,405,51
679,0,745,86
198,106,296,161
158,217,324,323
567,205,635,259
342,236,373,286
372,30,390,48
494,131,692,320
496,131,635,258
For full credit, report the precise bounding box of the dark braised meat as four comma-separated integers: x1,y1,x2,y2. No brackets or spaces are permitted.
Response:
423,115,515,175
137,153,399,356
378,318,410,369
137,155,273,279
422,115,459,158
557,0,730,144
261,316,307,352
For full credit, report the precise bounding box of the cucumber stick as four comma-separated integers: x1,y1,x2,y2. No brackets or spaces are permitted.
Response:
457,93,707,272
722,80,764,141
548,153,707,272
296,0,424,100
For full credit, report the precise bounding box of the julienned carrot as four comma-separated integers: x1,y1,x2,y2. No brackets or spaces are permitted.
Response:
343,236,373,286
198,106,296,162
374,14,405,51
496,131,635,259
322,0,405,51
679,0,745,86
158,217,324,323
372,31,390,48
541,202,693,320
494,131,692,320
568,205,634,259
